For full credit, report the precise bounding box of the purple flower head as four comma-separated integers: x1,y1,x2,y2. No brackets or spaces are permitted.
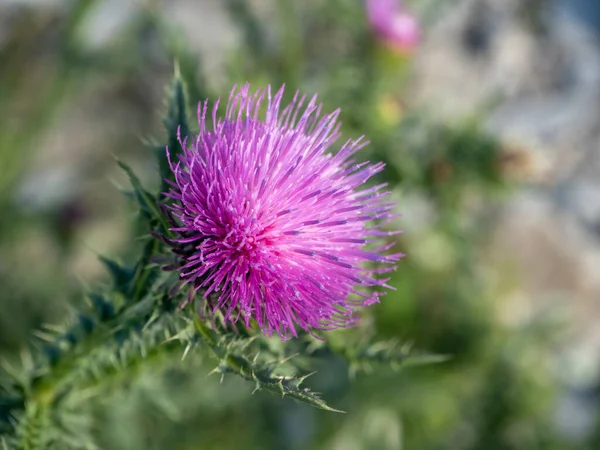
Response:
164,84,403,339
366,0,420,52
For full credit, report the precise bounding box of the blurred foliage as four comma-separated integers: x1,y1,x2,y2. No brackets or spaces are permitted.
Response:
0,0,597,449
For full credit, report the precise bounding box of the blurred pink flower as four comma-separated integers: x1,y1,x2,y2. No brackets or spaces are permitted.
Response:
366,0,420,52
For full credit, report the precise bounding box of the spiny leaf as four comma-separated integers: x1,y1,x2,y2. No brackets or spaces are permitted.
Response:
190,315,342,412
15,402,49,450
61,314,188,398
87,294,114,322
98,256,134,296
49,408,98,450
160,66,190,192
130,237,162,302
214,352,343,412
116,159,171,234
19,291,170,409
329,338,450,376
0,395,23,435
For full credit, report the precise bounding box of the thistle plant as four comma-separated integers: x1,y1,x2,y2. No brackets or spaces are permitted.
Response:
0,72,435,450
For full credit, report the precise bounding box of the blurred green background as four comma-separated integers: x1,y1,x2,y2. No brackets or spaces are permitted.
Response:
2,0,600,448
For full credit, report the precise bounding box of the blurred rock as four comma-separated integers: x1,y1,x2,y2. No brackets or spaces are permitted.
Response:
414,0,600,377
413,0,600,183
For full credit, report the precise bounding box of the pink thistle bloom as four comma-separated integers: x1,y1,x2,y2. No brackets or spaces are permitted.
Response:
366,0,420,52
164,84,403,339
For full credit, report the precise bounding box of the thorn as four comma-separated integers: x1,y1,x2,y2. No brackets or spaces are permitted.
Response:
206,366,220,379
325,405,347,414
278,378,286,398
19,348,34,371
162,329,187,344
181,342,193,361
109,353,119,370
140,342,148,359
252,375,262,394
400,340,414,353
41,323,64,334
163,328,172,342
369,340,392,353
279,352,299,365
297,371,317,385
143,312,160,331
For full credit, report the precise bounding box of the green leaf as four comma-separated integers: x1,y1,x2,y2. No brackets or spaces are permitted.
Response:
116,159,171,235
130,238,162,302
220,355,343,412
15,403,50,450
0,394,23,436
159,66,190,192
60,314,187,398
329,338,450,376
191,315,342,412
87,294,114,322
98,256,134,296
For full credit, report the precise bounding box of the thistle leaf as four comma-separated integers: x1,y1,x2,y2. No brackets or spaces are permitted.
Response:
116,159,171,234
220,355,343,412
328,338,450,375
60,314,189,400
14,403,50,450
190,315,342,412
160,67,189,192
98,256,134,296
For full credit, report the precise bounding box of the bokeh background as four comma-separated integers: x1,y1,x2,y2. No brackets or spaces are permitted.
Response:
2,0,600,449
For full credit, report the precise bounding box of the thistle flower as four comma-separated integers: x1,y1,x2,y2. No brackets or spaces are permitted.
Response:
366,0,420,52
164,84,402,339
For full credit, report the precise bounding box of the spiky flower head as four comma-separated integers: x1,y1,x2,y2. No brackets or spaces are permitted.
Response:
366,0,420,53
164,84,402,339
